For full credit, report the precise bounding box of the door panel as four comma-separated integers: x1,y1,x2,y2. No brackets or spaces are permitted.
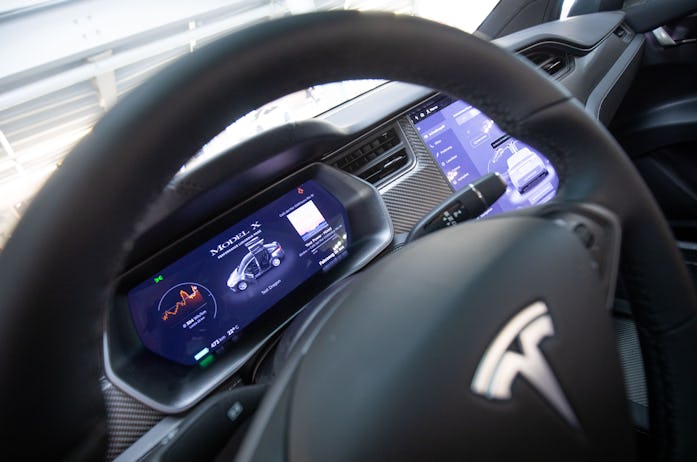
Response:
610,13,697,240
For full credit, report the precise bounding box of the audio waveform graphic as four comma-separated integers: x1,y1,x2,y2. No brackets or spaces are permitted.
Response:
161,285,204,321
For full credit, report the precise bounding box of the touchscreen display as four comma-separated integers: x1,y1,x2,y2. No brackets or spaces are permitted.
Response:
127,180,349,366
411,95,558,217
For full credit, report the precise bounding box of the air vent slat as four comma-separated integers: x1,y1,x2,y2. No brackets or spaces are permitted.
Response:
358,150,408,183
329,127,408,185
521,47,571,78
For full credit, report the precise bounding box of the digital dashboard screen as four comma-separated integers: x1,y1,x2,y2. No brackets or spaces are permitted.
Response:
127,180,349,366
410,95,558,217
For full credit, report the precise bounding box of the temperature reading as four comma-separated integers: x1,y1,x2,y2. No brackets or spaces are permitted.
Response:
227,325,240,336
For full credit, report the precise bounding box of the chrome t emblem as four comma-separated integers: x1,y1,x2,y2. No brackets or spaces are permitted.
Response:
471,301,580,429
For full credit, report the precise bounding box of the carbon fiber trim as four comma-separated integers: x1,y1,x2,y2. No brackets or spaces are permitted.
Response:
378,118,453,233
102,379,164,461
613,317,648,408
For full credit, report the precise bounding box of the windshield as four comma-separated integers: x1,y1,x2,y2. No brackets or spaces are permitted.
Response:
0,0,500,248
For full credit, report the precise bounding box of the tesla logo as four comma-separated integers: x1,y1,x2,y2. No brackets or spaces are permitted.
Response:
471,301,580,429
251,221,261,229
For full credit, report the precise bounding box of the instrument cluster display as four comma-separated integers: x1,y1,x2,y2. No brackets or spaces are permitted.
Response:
127,180,349,366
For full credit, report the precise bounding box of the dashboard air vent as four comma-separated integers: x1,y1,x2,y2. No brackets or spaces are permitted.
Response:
521,48,571,78
358,149,409,184
330,127,409,185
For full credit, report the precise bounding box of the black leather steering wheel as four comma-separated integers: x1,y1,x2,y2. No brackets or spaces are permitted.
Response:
1,11,696,461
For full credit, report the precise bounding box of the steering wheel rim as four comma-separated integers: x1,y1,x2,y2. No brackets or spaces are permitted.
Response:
1,11,695,460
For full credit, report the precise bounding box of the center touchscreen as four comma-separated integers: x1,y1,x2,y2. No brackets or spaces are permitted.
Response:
410,95,558,217
127,180,349,366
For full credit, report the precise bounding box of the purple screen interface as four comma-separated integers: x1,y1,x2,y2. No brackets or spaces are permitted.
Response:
127,180,349,366
411,95,558,217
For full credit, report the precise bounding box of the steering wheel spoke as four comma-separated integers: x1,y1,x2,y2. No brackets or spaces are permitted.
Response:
505,201,623,310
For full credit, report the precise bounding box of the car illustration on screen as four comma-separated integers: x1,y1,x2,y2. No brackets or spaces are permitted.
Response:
506,147,549,194
226,240,285,292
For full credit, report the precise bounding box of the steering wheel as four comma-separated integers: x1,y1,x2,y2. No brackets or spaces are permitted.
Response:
1,11,696,461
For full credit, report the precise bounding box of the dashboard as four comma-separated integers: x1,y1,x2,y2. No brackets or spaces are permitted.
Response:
103,10,646,460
